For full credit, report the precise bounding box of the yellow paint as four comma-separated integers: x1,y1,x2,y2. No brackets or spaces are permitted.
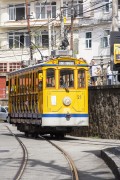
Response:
8,56,89,119
38,73,43,80
114,44,120,64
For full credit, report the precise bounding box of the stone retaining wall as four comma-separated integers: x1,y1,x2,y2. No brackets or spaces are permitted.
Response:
71,85,120,139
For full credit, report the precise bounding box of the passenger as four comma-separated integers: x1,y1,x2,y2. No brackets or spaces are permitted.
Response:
107,62,112,85
60,77,64,86
90,60,97,86
96,66,102,85
47,83,52,87
69,80,73,87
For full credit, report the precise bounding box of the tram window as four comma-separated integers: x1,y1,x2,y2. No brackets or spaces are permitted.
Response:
78,69,85,88
59,69,74,87
38,71,43,90
19,76,23,93
22,75,25,93
10,78,13,92
35,72,38,91
29,73,32,91
18,78,20,93
46,69,55,87
25,74,29,92
10,77,16,93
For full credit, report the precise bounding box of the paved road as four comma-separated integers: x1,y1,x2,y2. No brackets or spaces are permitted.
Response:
52,136,120,180
0,122,119,179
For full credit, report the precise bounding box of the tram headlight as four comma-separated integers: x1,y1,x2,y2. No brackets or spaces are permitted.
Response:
63,97,71,106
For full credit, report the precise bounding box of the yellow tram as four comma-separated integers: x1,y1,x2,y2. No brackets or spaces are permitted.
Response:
8,55,89,137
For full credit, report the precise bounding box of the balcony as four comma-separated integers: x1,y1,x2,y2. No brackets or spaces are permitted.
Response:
79,16,112,27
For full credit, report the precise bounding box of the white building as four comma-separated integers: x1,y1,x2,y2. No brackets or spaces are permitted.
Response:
0,0,120,99
78,0,112,64
0,0,119,71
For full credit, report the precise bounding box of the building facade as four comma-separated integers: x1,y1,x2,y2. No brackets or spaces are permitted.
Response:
0,1,117,66
0,0,119,99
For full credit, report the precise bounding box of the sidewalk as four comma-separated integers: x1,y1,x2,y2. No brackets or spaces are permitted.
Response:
101,147,120,180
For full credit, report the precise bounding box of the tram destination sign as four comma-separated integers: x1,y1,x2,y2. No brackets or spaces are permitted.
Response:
58,61,75,65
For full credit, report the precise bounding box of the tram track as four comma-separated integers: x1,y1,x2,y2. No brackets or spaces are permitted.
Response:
6,126,28,180
40,135,79,180
1,124,116,180
6,125,79,180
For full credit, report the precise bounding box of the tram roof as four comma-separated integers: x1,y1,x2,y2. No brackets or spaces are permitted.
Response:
8,56,88,76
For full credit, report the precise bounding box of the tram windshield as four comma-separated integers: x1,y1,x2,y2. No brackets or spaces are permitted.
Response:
59,69,74,88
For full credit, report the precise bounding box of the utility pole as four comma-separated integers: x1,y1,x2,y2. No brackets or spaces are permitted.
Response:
25,0,33,65
52,23,55,50
70,0,74,54
61,0,64,41
112,0,118,31
48,14,51,56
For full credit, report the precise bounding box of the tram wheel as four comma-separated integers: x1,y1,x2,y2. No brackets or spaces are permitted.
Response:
60,133,65,139
25,132,29,137
7,116,11,123
55,133,65,139
50,134,54,138
34,133,38,139
31,133,38,139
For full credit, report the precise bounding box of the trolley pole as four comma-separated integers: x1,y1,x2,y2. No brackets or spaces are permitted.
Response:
25,0,33,65
70,0,74,55
52,23,55,50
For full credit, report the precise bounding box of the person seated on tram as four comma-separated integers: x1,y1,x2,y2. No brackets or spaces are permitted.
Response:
69,80,73,87
60,77,64,86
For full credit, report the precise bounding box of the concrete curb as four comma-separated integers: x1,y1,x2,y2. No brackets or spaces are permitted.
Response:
101,147,120,180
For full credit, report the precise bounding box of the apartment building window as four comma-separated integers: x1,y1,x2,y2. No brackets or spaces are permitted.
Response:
101,30,110,48
9,32,29,48
103,0,110,13
0,63,7,72
35,31,49,48
36,2,56,19
9,4,30,21
9,62,21,72
85,32,92,48
63,0,83,17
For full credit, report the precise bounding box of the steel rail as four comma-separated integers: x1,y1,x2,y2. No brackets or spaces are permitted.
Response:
6,126,28,180
40,136,79,180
